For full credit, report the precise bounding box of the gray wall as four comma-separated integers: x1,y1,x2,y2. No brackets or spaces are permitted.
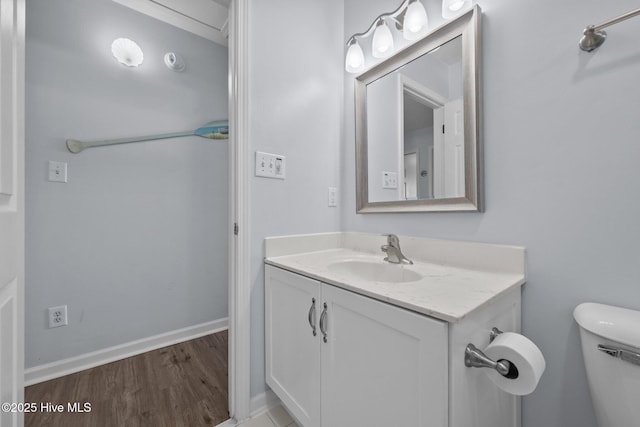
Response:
247,0,344,398
343,0,640,426
25,0,228,368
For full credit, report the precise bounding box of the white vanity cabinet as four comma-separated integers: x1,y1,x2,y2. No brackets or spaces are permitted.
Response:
264,233,525,427
265,265,321,426
265,265,448,427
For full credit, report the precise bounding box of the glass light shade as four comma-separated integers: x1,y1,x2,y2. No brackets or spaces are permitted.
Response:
345,41,365,73
442,0,469,19
111,38,144,67
403,1,428,40
372,21,394,58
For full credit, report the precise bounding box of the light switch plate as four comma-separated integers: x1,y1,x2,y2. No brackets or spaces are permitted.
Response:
382,171,398,189
328,187,337,207
255,151,286,180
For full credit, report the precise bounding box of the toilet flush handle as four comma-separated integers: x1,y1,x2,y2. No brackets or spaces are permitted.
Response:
597,344,640,367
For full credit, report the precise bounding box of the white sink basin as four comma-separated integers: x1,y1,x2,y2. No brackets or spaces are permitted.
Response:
327,259,423,283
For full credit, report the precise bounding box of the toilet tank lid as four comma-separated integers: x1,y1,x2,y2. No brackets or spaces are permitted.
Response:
574,302,640,348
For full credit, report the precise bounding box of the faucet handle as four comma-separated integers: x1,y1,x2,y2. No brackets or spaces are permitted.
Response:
382,234,399,246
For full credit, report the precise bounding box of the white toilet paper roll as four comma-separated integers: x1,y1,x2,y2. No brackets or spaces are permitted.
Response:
483,332,546,396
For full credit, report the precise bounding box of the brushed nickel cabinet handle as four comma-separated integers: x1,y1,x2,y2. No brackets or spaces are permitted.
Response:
319,303,328,343
308,298,317,336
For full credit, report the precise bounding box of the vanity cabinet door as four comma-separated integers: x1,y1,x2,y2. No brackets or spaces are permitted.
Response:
320,284,449,427
265,265,321,427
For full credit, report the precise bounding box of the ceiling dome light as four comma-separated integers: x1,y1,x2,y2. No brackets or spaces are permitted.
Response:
403,0,428,40
442,0,470,19
345,39,365,73
111,38,144,67
372,19,394,58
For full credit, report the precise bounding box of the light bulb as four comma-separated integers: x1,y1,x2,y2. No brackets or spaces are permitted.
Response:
442,0,469,19
372,20,394,58
449,0,464,11
345,40,365,73
111,38,144,67
403,0,428,41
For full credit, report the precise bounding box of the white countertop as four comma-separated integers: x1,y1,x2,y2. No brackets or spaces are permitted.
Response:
264,233,526,323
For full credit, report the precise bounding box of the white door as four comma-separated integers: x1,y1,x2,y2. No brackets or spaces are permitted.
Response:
0,1,25,426
265,266,321,427
443,98,465,197
403,152,417,200
432,107,445,198
321,284,449,427
433,99,465,198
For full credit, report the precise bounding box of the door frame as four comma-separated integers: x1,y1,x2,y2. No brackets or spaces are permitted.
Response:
228,0,251,422
10,0,253,424
1,0,25,426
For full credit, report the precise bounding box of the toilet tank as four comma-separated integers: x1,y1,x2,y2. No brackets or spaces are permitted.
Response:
573,303,640,427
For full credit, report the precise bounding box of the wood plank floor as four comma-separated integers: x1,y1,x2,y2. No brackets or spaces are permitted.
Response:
25,330,229,427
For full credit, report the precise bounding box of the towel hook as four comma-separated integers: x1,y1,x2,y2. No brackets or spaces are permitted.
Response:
579,7,640,52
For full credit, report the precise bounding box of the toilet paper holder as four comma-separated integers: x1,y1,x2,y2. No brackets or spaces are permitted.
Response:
464,327,519,379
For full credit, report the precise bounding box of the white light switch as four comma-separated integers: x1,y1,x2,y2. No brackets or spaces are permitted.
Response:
382,171,397,189
255,151,286,180
328,187,337,207
48,161,68,183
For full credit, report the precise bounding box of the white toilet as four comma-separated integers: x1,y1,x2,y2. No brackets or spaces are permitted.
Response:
574,302,640,427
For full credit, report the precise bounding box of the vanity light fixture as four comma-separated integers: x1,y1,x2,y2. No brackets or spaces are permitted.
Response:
111,38,144,67
404,0,429,40
345,0,428,73
372,19,395,58
345,39,365,73
442,0,472,19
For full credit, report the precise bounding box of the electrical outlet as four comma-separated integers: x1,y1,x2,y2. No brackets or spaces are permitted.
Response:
48,305,68,328
48,161,68,183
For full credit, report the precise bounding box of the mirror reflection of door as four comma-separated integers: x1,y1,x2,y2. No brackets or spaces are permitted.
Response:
444,98,464,197
401,76,446,200
402,81,464,199
433,99,464,197
404,152,418,200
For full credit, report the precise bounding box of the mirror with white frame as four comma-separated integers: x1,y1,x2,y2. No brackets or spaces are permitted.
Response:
355,6,482,213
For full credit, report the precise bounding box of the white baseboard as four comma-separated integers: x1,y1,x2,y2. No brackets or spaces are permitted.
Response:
24,317,228,386
211,390,280,427
250,389,281,417
214,419,237,427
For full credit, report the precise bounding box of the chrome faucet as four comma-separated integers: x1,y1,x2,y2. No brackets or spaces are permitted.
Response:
381,234,413,264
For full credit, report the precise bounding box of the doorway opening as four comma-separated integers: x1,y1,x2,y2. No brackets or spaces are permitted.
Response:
23,0,234,424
